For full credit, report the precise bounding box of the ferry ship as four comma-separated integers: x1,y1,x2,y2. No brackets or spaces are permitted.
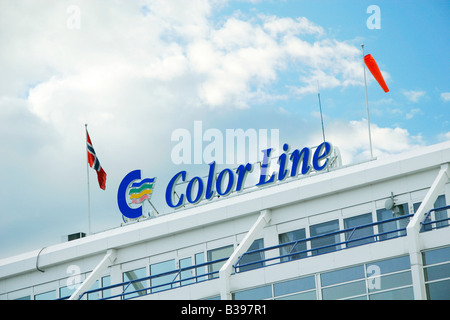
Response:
1,140,449,301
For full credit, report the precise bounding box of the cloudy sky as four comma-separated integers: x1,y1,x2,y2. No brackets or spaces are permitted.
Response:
0,0,449,259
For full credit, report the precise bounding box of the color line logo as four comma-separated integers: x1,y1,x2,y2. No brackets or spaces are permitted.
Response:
117,170,156,219
129,178,155,204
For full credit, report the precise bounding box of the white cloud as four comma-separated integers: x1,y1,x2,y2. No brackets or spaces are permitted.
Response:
441,92,450,102
284,38,363,95
0,1,367,118
0,0,405,258
437,132,450,141
0,1,407,191
406,108,421,120
307,119,423,165
261,15,325,37
402,90,426,103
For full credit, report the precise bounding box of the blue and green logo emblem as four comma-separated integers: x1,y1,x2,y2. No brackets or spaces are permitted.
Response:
117,170,156,219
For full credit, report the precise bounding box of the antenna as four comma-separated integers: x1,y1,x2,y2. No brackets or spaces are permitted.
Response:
317,82,326,143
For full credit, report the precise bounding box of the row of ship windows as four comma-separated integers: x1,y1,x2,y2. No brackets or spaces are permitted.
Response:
243,195,448,269
231,255,415,300
11,195,449,300
17,245,450,300
229,246,450,300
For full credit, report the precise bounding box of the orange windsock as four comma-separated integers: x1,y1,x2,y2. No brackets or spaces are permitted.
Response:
364,54,389,93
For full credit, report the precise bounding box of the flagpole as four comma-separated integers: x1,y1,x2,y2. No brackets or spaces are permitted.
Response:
361,43,374,159
85,124,92,235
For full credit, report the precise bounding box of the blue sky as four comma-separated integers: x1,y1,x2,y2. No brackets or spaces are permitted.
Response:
218,0,450,141
0,0,448,259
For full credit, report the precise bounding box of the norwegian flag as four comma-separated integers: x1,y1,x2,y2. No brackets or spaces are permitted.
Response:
86,129,107,190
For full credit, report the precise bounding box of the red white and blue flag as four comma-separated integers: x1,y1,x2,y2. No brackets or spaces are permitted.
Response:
86,129,107,190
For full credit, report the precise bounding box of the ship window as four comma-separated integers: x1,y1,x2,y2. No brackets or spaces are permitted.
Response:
207,245,234,279
370,255,410,275
179,257,194,286
376,203,409,240
426,279,450,300
369,287,414,300
344,213,374,247
423,246,450,300
278,228,307,262
59,274,111,300
122,267,147,299
423,246,450,265
310,219,340,255
273,275,315,297
101,275,111,299
321,265,365,287
150,259,176,293
275,290,316,300
415,195,448,231
433,195,448,228
34,290,56,300
322,280,366,300
87,280,99,300
367,271,412,293
233,285,272,300
237,238,265,272
364,256,413,300
87,275,111,300
59,285,75,300
195,252,208,282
